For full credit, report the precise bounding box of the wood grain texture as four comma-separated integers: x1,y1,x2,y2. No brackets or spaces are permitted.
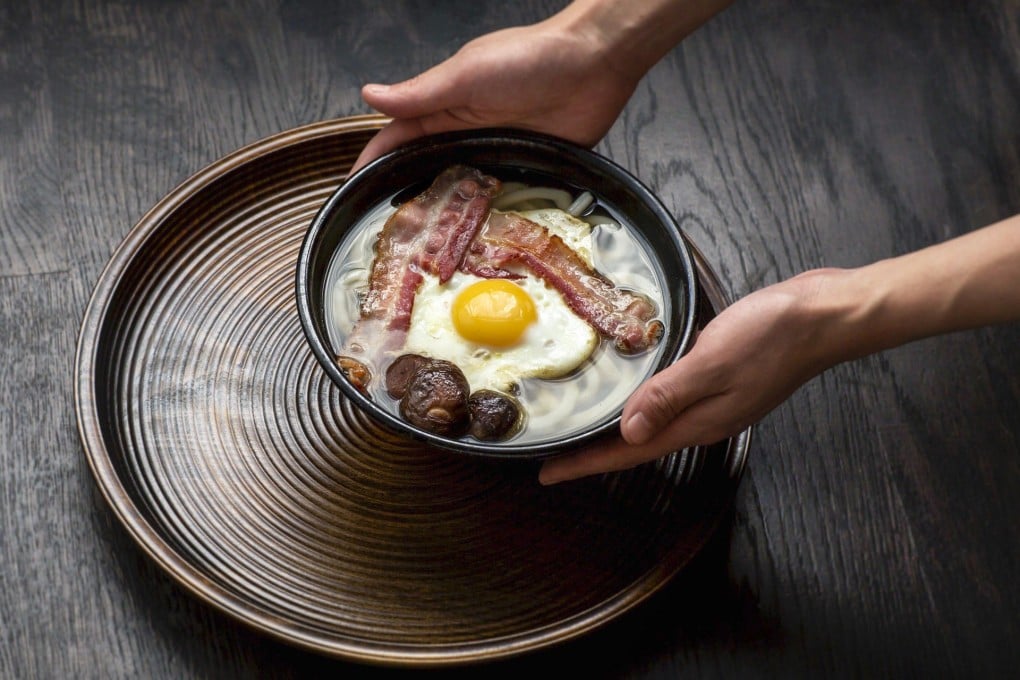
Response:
2,0,1019,677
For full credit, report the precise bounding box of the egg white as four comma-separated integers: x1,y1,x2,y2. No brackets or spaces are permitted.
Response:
402,271,598,393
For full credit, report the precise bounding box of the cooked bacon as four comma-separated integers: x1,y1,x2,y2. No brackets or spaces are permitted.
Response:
464,211,664,354
338,165,501,389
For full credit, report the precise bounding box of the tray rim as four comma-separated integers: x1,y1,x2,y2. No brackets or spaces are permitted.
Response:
74,115,752,667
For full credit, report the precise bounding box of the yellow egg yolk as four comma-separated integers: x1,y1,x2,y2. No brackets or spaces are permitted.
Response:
451,279,537,347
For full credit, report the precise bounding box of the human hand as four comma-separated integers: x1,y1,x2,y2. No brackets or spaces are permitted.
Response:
539,269,851,484
538,212,1020,483
350,0,737,172
349,14,641,173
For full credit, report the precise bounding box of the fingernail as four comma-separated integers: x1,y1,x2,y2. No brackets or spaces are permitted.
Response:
624,412,653,445
538,465,561,486
363,83,389,94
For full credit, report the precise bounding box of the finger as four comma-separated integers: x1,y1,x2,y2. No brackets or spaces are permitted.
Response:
538,424,686,486
350,118,428,174
620,355,717,445
361,61,465,120
350,109,499,174
539,435,646,485
539,395,734,485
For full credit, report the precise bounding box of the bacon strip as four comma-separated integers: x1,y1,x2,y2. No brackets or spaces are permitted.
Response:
339,165,501,388
463,212,663,354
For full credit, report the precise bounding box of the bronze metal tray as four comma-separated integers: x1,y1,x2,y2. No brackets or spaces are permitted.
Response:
75,115,750,667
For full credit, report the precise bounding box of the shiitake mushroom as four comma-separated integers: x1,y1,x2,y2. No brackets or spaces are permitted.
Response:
398,358,470,436
385,353,431,399
467,389,523,441
386,354,524,442
337,355,372,392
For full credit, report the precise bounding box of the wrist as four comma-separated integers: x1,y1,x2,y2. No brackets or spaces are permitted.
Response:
798,251,992,365
784,214,1020,370
781,267,892,370
550,0,734,81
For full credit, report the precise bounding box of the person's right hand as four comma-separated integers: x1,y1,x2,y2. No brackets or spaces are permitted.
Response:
539,268,853,484
350,15,640,173
538,212,1020,484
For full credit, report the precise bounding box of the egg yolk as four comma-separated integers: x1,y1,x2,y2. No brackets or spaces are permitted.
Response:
451,279,537,347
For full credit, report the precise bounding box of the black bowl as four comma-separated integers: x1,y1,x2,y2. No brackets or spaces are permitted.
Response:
296,129,698,460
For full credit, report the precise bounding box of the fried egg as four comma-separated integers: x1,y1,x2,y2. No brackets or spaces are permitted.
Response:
400,208,600,392
402,269,598,393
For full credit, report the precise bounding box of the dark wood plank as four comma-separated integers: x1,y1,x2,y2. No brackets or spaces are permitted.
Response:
2,0,1018,677
0,5,68,277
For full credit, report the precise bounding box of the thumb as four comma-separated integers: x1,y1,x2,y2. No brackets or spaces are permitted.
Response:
620,354,711,445
361,63,463,119
349,118,428,174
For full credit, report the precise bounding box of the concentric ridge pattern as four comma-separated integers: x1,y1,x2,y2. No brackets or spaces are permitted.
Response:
76,116,749,666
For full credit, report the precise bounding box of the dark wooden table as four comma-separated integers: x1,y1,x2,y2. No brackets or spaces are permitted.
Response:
3,1,1018,677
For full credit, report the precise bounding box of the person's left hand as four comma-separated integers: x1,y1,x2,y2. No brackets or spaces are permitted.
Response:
349,15,641,174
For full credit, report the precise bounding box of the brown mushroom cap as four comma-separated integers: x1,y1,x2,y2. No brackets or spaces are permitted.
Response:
468,389,523,441
385,353,432,399
398,359,470,436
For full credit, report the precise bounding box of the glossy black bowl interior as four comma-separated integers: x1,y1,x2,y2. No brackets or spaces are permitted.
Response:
296,129,698,460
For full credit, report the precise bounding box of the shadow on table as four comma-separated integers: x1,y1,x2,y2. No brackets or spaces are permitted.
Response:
96,472,778,679
291,507,777,678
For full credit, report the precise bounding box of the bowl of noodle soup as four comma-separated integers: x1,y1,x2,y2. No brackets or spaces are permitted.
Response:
297,129,698,460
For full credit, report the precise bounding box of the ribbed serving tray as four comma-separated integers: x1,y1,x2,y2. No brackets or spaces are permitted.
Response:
75,115,750,667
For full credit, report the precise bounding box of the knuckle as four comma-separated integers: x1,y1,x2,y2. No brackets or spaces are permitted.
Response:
641,379,682,424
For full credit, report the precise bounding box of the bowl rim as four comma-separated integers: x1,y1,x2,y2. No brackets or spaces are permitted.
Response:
296,127,698,459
